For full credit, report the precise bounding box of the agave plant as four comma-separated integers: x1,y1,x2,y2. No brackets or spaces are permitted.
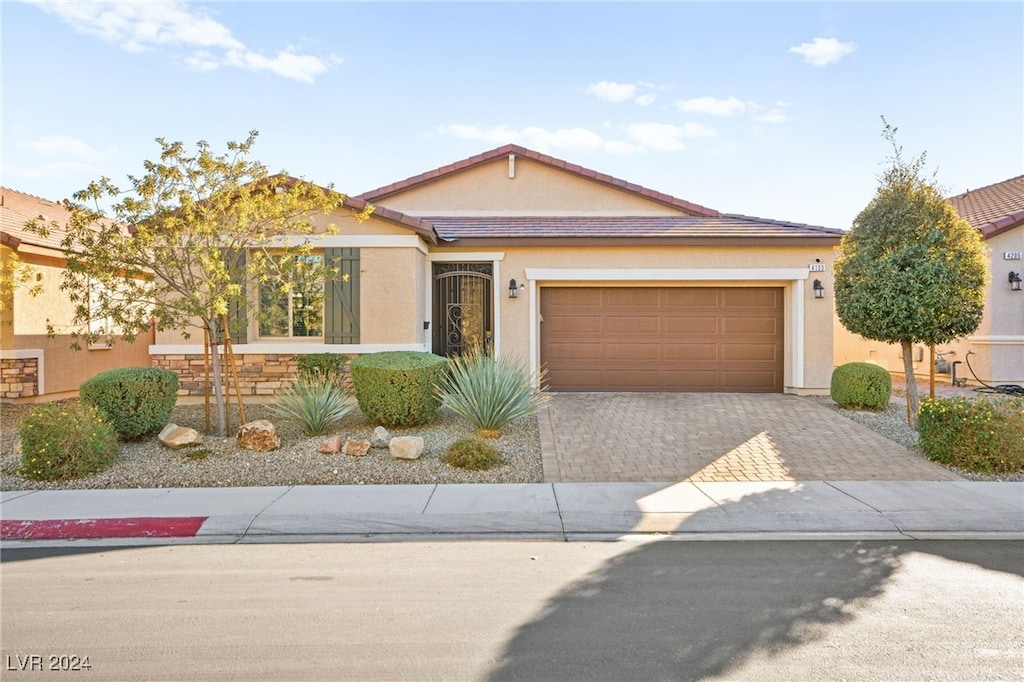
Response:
437,349,548,438
271,374,356,436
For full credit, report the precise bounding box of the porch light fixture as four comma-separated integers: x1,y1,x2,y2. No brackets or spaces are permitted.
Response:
812,279,825,299
1010,271,1022,292
509,279,519,299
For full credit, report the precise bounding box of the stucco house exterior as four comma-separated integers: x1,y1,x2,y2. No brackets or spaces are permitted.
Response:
834,175,1024,388
150,144,844,396
0,188,154,401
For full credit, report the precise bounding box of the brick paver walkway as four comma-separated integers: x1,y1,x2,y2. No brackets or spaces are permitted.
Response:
538,393,963,483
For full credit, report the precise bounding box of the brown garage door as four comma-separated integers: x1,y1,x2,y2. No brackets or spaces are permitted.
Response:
540,287,784,392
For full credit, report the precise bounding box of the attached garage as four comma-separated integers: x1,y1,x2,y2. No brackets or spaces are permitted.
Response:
540,286,784,392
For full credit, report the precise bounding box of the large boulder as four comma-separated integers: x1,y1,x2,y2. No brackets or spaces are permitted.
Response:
389,436,424,460
236,420,280,452
158,423,203,449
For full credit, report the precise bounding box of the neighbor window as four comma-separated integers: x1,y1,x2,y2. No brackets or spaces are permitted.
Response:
258,254,324,339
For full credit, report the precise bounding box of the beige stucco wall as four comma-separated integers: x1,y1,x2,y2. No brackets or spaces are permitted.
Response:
376,157,690,215
2,248,154,400
360,247,426,345
438,243,836,394
834,225,1024,387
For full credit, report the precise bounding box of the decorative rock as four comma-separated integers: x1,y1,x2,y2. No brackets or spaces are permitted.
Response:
342,438,372,457
236,419,280,452
318,435,343,454
158,423,203,449
389,436,424,460
371,426,391,448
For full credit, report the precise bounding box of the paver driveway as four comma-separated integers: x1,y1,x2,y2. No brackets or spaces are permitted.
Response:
537,393,963,483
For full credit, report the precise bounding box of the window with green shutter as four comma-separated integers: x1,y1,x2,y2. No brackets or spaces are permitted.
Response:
324,248,360,344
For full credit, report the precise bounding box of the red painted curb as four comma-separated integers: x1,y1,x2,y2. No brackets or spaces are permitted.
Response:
0,517,208,540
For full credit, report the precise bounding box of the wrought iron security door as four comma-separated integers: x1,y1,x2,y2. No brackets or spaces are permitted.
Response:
432,262,493,356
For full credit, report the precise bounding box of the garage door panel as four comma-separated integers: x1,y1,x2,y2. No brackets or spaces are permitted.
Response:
722,317,780,335
663,316,718,334
541,287,783,392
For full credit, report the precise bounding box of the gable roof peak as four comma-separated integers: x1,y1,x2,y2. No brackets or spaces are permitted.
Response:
355,144,722,217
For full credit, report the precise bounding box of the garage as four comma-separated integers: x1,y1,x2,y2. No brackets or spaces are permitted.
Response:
540,286,784,392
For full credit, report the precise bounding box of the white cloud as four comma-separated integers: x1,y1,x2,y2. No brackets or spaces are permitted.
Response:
585,81,638,103
18,135,108,160
789,37,856,67
584,80,662,106
674,96,750,116
624,122,715,152
4,161,106,180
27,0,333,83
603,140,643,156
755,109,789,124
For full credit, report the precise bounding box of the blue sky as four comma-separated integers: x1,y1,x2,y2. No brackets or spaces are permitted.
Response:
3,1,1022,230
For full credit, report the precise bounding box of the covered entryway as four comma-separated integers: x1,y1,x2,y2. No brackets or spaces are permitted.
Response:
540,286,784,392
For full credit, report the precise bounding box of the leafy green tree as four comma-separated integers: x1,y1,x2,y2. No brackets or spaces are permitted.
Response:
27,132,370,436
834,121,987,427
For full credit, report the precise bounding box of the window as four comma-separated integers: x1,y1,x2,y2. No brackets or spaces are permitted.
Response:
258,254,324,339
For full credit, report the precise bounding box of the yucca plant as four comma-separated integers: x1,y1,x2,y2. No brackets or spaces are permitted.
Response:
437,349,548,438
271,375,356,436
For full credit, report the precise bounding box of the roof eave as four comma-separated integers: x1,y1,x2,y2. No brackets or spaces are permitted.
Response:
434,235,843,248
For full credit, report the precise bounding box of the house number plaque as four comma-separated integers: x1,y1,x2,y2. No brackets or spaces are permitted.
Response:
1004,251,1022,260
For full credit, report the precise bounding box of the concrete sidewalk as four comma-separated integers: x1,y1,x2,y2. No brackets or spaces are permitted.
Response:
2,480,1022,546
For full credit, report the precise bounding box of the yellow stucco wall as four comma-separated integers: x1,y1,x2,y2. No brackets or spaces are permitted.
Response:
376,157,690,215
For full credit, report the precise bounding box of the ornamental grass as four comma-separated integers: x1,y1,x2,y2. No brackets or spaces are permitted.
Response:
270,374,357,436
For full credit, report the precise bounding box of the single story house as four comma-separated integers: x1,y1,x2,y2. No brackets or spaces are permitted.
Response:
0,187,154,401
835,175,1024,388
153,144,844,396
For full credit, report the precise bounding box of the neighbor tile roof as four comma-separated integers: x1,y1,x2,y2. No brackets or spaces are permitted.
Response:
429,215,844,244
948,175,1024,239
0,187,74,252
356,144,722,217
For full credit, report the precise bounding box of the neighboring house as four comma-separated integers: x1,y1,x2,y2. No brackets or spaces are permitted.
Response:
0,188,154,401
835,175,1024,387
151,144,845,395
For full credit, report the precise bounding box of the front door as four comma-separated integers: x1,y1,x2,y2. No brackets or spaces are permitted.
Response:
432,262,493,356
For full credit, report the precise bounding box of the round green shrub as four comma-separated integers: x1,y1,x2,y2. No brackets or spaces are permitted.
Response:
918,396,1024,474
442,437,506,471
80,366,179,440
295,353,349,383
830,362,892,410
351,351,447,427
20,402,118,481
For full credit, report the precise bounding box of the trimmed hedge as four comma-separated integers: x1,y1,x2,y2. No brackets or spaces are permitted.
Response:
296,353,349,383
20,402,118,481
350,351,447,427
80,366,179,440
830,362,891,410
918,396,1024,474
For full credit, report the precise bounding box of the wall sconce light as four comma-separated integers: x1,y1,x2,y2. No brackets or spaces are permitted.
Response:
509,279,519,299
1010,272,1022,292
812,279,825,299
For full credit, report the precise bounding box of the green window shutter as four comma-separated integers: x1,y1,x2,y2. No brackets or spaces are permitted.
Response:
324,248,360,344
225,249,248,344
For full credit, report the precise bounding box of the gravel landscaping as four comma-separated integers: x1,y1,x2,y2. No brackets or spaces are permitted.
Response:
1,392,1019,489
0,400,542,491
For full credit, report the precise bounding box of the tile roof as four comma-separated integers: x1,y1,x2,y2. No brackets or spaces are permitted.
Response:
429,215,844,244
355,144,722,217
0,187,75,252
947,175,1024,239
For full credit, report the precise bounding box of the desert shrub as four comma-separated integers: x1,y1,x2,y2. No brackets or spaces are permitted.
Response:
80,366,179,439
918,396,1024,474
442,437,505,471
19,402,118,481
271,375,356,436
437,349,549,437
830,362,891,410
351,351,447,427
295,353,349,383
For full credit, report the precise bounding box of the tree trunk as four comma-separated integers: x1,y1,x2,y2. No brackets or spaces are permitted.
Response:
206,318,228,437
901,340,920,430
